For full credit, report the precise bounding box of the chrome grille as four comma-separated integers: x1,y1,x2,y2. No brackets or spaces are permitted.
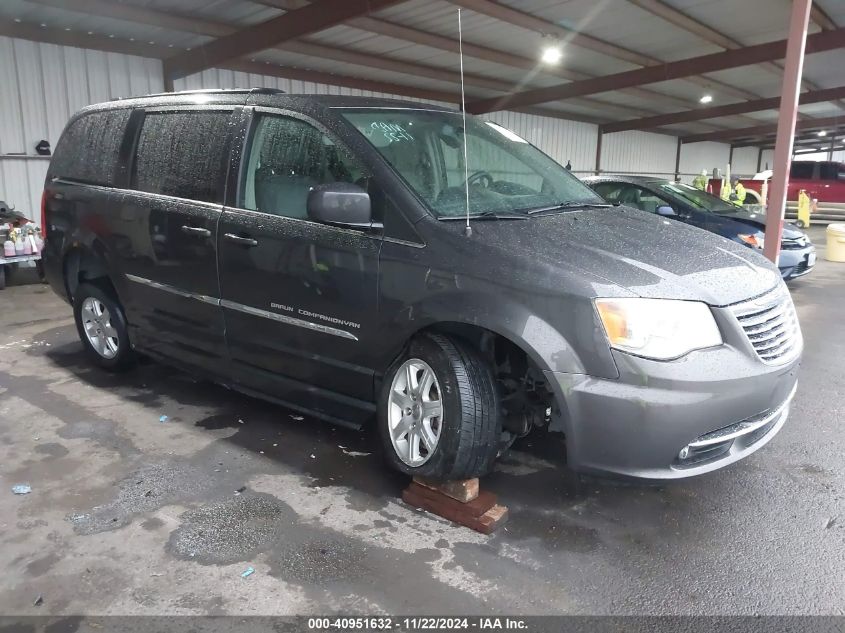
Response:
731,286,801,365
781,236,808,250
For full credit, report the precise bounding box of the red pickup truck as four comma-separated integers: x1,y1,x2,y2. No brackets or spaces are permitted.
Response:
709,160,845,222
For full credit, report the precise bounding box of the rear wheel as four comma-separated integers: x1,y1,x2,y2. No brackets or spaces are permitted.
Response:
378,333,501,481
73,282,135,371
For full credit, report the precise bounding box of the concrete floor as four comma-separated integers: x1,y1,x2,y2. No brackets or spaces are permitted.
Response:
1,226,843,616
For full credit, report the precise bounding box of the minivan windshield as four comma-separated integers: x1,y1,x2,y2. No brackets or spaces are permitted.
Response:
657,182,739,214
339,109,605,218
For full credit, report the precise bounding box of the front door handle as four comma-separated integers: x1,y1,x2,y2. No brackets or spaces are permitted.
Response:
224,233,258,247
181,225,211,237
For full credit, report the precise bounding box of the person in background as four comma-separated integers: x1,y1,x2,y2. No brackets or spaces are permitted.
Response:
692,169,708,190
796,189,812,227
730,177,747,207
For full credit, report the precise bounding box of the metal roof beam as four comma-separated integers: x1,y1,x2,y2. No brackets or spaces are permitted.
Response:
349,15,711,115
0,17,169,57
0,19,609,125
21,0,635,121
626,0,841,114
811,3,837,30
447,0,760,104
27,0,509,94
466,27,845,113
683,115,845,144
162,0,408,81
603,85,845,133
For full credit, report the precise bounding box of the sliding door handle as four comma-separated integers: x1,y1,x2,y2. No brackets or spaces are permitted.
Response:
224,233,258,247
181,225,211,237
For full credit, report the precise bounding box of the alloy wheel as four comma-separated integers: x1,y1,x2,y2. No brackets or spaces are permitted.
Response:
80,296,120,360
388,358,444,467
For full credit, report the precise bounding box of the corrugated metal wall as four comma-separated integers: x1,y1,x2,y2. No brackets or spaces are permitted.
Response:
760,149,775,171
731,146,760,175
3,35,767,218
485,111,598,173
678,141,731,178
601,131,677,179
0,36,162,217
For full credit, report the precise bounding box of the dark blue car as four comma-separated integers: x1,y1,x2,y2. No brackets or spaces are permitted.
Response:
583,176,816,281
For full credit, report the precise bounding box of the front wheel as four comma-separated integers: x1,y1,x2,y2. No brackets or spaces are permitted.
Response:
378,333,501,481
73,282,135,371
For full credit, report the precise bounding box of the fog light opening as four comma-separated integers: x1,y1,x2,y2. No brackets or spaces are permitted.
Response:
678,446,690,460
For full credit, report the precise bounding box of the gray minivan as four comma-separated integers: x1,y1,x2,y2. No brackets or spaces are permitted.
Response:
42,89,801,480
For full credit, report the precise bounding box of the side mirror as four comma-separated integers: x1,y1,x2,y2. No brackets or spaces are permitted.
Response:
307,183,375,229
656,205,677,217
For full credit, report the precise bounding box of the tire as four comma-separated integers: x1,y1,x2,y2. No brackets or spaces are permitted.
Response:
73,281,135,371
377,333,501,481
796,219,806,228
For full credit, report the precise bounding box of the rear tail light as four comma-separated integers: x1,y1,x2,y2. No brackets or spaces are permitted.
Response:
40,190,47,239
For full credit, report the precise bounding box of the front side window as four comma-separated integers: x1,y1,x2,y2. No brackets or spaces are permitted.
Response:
132,111,231,203
339,109,603,217
241,115,368,219
50,109,131,186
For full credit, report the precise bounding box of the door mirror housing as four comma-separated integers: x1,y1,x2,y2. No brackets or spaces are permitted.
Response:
656,205,678,217
307,183,376,229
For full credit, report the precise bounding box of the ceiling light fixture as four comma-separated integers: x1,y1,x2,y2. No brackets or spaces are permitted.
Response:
818,130,827,137
699,94,713,104
540,45,562,65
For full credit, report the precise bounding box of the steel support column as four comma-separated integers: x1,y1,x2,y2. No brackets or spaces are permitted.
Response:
595,131,604,175
763,0,812,264
675,138,683,181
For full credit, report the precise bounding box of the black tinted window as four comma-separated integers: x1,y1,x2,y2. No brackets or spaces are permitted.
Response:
132,111,231,203
819,162,839,180
241,115,368,219
50,109,130,185
790,162,815,179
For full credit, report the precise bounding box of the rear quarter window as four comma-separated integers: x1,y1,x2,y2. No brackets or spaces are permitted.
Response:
49,109,131,186
131,111,231,203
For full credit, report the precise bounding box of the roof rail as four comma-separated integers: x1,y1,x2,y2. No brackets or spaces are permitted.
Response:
128,87,286,100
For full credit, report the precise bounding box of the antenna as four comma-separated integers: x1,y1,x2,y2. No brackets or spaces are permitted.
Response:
458,8,472,237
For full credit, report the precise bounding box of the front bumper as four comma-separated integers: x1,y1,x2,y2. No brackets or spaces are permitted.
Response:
778,244,816,280
545,299,801,479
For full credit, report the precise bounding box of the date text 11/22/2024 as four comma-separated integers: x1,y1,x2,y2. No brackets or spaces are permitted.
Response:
307,617,529,630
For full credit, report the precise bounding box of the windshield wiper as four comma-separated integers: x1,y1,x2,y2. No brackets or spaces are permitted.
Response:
440,210,528,220
525,201,613,214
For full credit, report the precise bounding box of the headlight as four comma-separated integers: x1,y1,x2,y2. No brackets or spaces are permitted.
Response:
739,232,764,249
594,298,722,360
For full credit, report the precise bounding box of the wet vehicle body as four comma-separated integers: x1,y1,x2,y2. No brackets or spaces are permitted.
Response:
42,90,801,480
584,175,816,281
